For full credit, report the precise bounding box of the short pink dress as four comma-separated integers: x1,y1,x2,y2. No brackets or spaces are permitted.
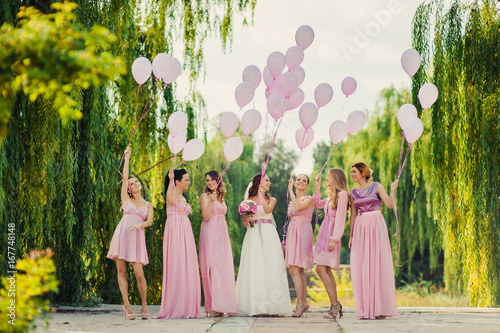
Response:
285,196,314,269
107,201,149,265
156,200,201,319
199,196,237,314
350,182,397,319
313,191,348,267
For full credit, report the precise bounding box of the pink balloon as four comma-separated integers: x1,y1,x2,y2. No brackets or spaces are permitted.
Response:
401,49,421,77
241,109,262,136
167,111,188,136
295,25,314,50
295,127,314,150
235,82,255,108
131,57,152,85
341,77,357,97
405,117,424,144
314,83,334,107
242,65,262,90
286,87,305,110
293,66,305,86
278,72,298,98
164,57,182,84
418,83,438,109
263,66,274,88
329,120,347,144
219,112,239,138
183,139,205,161
266,93,286,120
264,81,281,99
152,53,173,79
397,104,418,130
223,137,244,162
299,102,318,128
286,46,304,70
167,132,186,154
346,110,367,134
267,51,286,77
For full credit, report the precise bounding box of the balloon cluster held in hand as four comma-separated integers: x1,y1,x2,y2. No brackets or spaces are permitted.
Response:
166,111,205,162
131,53,182,86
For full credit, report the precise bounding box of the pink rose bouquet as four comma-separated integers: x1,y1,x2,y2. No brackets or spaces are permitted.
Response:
238,200,257,227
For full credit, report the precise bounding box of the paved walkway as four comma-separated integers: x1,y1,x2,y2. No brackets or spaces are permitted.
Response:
33,305,500,333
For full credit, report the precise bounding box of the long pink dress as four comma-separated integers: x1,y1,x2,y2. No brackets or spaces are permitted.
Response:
350,182,397,319
156,200,201,319
285,196,314,268
313,191,348,267
107,201,149,265
199,196,237,314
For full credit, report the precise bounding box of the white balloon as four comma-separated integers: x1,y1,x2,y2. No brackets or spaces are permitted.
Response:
242,65,262,90
295,25,314,50
241,109,262,136
224,137,244,162
341,76,357,96
397,104,418,130
293,66,305,86
295,127,314,150
346,110,367,134
152,53,173,79
418,83,439,109
167,111,188,136
299,102,318,128
266,93,287,120
182,139,205,161
329,120,347,144
286,87,305,110
235,82,255,108
263,66,274,88
267,51,286,77
314,83,334,107
219,112,239,138
405,117,424,144
286,46,304,70
401,49,421,77
164,57,182,83
167,132,186,154
278,72,299,98
131,57,152,85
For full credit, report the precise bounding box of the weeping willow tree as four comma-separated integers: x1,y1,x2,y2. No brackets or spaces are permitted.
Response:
0,0,256,305
412,0,500,306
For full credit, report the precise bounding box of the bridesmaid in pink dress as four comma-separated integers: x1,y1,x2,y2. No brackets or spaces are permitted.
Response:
199,170,237,317
313,168,350,319
285,174,314,317
107,146,153,320
349,162,399,319
156,169,201,319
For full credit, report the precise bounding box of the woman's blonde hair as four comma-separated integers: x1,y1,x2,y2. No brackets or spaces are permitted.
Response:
326,168,351,211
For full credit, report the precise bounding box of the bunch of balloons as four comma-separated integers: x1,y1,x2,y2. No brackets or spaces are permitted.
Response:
131,53,182,86
167,111,205,163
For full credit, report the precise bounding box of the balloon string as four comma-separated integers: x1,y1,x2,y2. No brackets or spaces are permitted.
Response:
338,96,348,118
398,131,405,173
390,187,402,269
318,143,342,175
261,116,283,176
397,143,412,179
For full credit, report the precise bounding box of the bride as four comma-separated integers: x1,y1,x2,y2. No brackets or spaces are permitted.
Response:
235,174,292,316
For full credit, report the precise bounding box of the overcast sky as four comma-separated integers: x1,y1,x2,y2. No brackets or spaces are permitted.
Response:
175,0,425,174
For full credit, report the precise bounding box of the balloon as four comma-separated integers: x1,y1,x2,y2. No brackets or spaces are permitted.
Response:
418,83,439,109
167,132,186,155
164,57,182,84
286,87,305,110
314,83,334,107
241,109,262,136
223,137,244,162
341,77,357,96
182,139,205,161
329,120,347,144
267,93,287,120
242,65,262,90
293,66,305,86
285,46,304,70
295,25,314,50
263,66,274,88
278,72,299,97
219,112,239,138
298,102,318,128
264,84,280,99
152,53,173,79
131,57,152,85
267,51,286,77
397,104,418,130
405,117,424,144
235,82,255,108
167,111,188,136
401,49,421,77
295,127,314,150
346,110,367,134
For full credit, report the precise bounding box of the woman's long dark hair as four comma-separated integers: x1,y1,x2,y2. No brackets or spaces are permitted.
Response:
164,168,188,208
247,174,270,201
204,170,225,202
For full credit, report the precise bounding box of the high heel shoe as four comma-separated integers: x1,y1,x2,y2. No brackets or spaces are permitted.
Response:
323,301,342,319
292,303,308,318
123,305,136,320
141,312,149,320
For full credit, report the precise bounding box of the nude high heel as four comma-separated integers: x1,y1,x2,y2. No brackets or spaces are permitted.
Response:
123,305,136,320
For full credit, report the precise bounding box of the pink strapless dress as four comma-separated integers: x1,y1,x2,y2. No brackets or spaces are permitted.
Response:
199,198,237,314
155,200,201,319
285,196,314,269
107,201,149,265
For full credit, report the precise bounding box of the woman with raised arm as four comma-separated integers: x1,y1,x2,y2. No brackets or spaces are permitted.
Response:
235,174,292,317
155,168,201,319
107,146,153,320
349,162,398,320
313,168,350,320
199,170,237,317
285,174,314,317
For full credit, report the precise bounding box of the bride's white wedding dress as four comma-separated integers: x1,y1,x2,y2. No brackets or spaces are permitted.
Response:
235,201,292,316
